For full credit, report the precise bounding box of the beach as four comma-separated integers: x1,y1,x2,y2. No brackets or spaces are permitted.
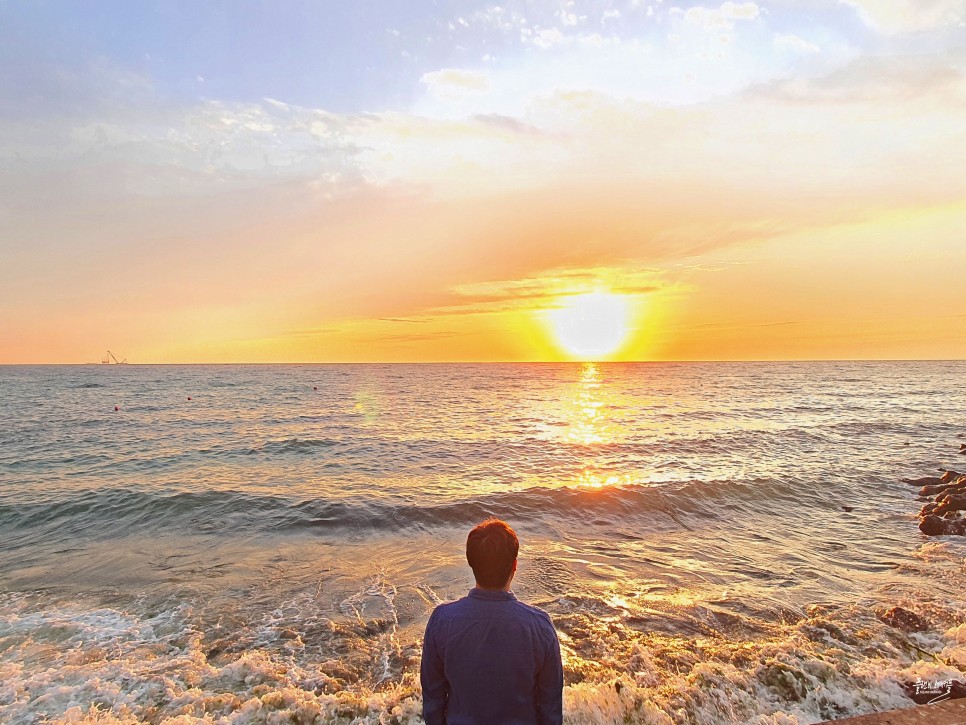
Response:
1,362,965,723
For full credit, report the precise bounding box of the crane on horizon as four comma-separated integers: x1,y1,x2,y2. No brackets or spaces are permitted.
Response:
101,350,128,364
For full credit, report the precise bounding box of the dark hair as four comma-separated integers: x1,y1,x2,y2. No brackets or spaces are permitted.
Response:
466,518,519,588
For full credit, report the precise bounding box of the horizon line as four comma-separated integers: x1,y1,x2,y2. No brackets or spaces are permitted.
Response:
3,358,966,366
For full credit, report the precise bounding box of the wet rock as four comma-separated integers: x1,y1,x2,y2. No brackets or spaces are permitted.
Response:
279,628,299,639
919,514,966,536
934,493,966,516
941,470,964,483
919,481,966,497
919,515,946,535
902,476,944,486
920,502,939,516
876,606,929,633
841,505,855,512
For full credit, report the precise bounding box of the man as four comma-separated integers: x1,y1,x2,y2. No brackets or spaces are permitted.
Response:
420,519,564,725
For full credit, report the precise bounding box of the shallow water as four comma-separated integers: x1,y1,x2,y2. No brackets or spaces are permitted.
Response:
1,362,964,724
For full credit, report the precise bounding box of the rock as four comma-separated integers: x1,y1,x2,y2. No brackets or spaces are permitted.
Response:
920,515,948,535
944,517,966,534
841,505,855,512
920,502,939,516
919,514,966,536
941,470,964,483
902,476,944,486
934,493,966,516
919,482,966,497
877,606,929,632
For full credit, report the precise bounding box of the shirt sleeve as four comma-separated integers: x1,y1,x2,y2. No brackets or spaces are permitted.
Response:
535,618,564,725
420,608,449,725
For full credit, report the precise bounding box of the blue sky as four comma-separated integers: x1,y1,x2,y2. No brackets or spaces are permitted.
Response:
2,0,422,111
1,0,878,114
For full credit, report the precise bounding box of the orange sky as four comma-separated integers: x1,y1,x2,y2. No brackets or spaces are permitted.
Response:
2,1,965,362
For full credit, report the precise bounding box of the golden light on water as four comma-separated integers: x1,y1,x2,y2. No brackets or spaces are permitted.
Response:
577,470,624,489
567,363,630,489
565,363,609,446
549,292,631,360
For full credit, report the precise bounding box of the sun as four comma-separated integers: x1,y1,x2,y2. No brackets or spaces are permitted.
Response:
549,291,631,359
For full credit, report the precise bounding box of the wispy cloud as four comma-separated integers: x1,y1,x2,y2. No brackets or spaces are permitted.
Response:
675,2,761,31
842,0,966,33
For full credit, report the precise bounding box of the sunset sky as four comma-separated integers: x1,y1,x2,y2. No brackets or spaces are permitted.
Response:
2,0,965,362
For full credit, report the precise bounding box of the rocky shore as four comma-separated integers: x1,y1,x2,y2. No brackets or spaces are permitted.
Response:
903,460,966,538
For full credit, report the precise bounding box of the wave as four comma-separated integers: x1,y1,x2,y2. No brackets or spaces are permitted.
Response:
248,437,340,455
0,475,829,549
8,426,859,474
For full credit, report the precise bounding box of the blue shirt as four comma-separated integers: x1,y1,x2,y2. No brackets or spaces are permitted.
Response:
420,588,563,725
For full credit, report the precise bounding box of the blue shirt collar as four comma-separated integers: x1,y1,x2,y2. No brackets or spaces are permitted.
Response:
469,587,516,601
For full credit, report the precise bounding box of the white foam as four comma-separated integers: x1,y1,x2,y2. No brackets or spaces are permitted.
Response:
3,575,965,725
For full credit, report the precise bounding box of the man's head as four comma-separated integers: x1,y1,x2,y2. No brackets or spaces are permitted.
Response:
466,518,519,590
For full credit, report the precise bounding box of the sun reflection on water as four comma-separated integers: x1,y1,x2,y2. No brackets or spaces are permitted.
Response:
565,363,610,446
575,470,627,489
564,363,635,490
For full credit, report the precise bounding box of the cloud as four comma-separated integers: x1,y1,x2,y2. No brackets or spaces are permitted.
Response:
773,33,820,54
471,113,543,135
391,267,672,320
420,69,492,100
752,50,966,104
842,0,966,34
721,1,760,20
677,1,760,31
359,329,470,344
0,95,371,208
531,27,566,49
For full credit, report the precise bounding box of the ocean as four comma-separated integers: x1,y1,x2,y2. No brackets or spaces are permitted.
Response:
1,362,964,724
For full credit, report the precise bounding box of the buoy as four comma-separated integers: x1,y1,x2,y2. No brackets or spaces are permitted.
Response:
313,386,317,391
114,406,119,411
188,396,192,401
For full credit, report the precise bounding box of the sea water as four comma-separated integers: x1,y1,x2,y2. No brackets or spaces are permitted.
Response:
1,362,964,724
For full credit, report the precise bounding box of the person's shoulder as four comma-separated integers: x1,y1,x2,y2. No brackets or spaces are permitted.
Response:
512,598,556,628
428,596,470,623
